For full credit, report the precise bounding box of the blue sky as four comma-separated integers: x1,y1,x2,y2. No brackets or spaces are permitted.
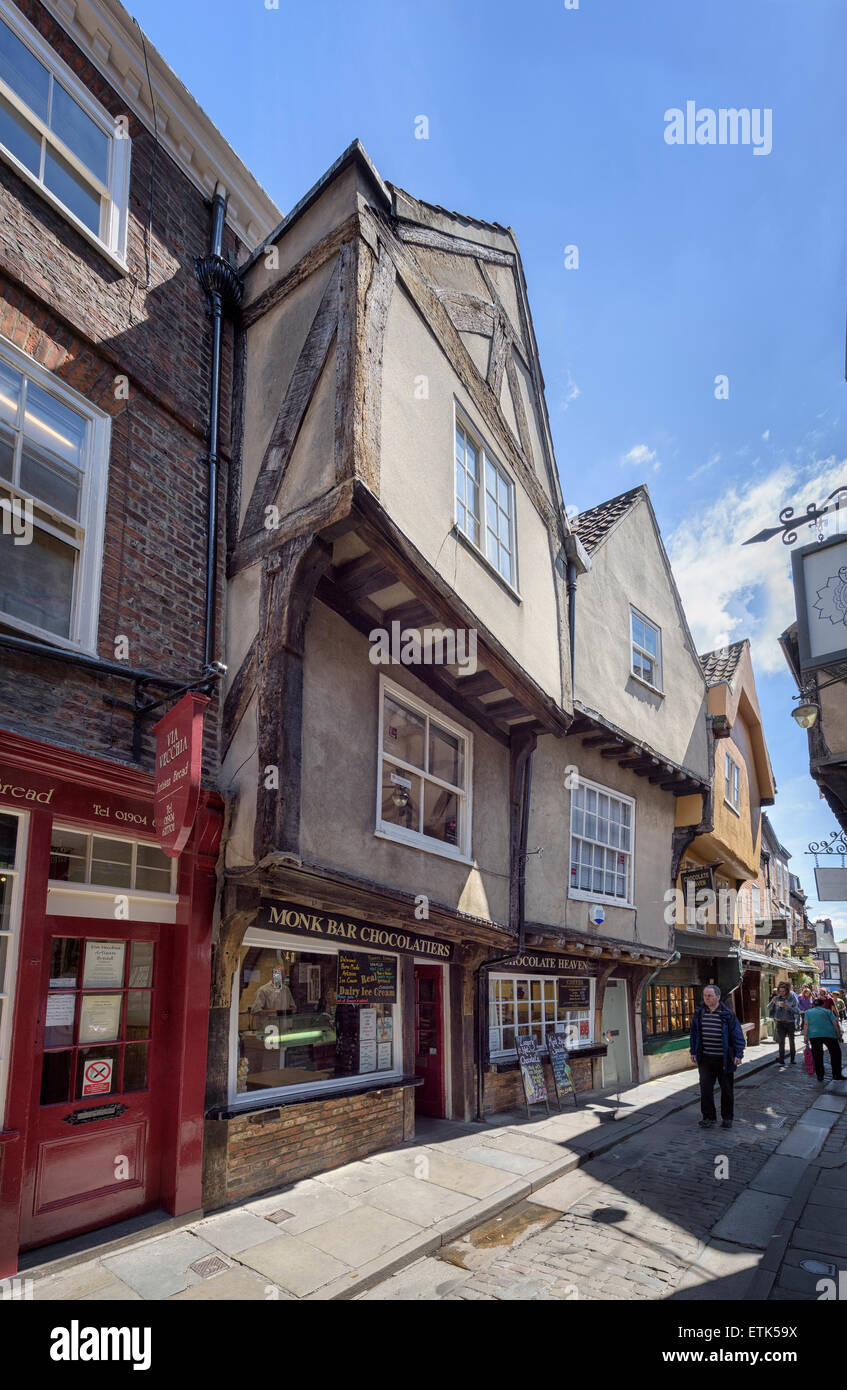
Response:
136,0,847,931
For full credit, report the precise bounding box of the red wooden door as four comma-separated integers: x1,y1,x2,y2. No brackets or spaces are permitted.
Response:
18,917,172,1251
414,964,444,1117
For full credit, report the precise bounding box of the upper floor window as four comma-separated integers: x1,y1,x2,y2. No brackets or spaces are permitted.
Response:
569,778,634,906
454,412,516,588
0,337,109,651
377,678,472,861
0,4,130,261
752,884,761,920
724,751,740,811
630,607,662,691
49,828,176,895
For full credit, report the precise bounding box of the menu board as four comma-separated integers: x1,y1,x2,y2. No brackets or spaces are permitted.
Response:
516,1036,549,1113
547,1034,577,1109
558,977,591,1009
337,952,397,1004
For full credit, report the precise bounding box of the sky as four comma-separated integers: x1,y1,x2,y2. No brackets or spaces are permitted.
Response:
133,0,847,933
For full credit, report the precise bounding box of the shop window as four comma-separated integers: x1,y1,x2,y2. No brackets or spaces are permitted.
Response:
488,973,593,1057
234,934,401,1102
377,678,471,860
49,827,176,894
0,809,24,1124
645,984,696,1038
0,335,110,652
0,2,130,260
569,777,634,905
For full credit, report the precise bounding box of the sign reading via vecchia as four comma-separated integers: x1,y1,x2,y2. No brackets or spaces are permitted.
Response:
258,899,455,960
153,692,208,858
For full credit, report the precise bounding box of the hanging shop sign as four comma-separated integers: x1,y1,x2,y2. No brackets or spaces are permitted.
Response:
814,866,847,901
680,865,715,896
153,692,209,858
497,952,600,976
258,899,455,961
796,928,818,952
792,534,847,673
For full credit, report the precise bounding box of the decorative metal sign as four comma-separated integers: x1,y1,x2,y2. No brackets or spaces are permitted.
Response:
743,486,847,547
807,830,847,855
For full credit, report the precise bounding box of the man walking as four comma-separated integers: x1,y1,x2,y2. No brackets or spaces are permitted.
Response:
803,997,845,1083
690,984,745,1129
768,981,800,1065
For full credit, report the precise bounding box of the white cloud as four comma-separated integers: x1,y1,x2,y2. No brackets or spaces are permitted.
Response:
560,368,581,411
622,443,660,473
688,450,721,481
667,455,847,674
762,428,770,441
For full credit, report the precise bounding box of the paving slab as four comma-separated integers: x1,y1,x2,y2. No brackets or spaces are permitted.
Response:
776,1122,833,1160
749,1154,809,1198
459,1145,545,1175
711,1191,788,1250
34,1262,117,1300
363,1175,475,1225
313,1160,403,1196
301,1205,423,1267
376,1148,517,1197
825,1079,847,1096
264,1182,359,1235
670,1239,762,1299
79,1278,143,1301
103,1231,217,1300
190,1209,280,1254
356,1255,473,1300
483,1131,570,1163
790,1227,847,1260
237,1233,350,1296
810,1094,847,1114
791,1203,847,1236
527,1170,605,1212
171,1265,289,1300
807,1183,847,1210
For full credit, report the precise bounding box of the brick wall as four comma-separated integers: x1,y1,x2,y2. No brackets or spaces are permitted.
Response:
207,1086,417,1208
0,0,243,777
483,1057,594,1115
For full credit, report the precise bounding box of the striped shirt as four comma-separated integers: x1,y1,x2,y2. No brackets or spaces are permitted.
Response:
700,1007,725,1056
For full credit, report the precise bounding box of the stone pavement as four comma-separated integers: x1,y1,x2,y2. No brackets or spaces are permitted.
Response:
22,1039,836,1303
361,1046,847,1301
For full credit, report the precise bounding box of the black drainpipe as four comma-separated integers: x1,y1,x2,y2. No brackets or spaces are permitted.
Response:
566,557,577,685
194,185,243,668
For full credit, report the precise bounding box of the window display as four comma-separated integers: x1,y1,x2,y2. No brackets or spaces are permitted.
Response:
488,973,593,1056
235,939,399,1096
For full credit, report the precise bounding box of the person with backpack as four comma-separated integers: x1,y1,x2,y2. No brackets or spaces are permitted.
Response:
767,981,801,1064
803,996,845,1083
689,984,746,1128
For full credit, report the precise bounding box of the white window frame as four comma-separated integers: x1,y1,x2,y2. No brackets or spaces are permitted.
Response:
0,807,27,1126
629,606,663,693
488,972,595,1059
228,927,403,1108
0,332,110,654
47,825,178,897
453,404,519,593
0,0,131,266
724,751,740,812
376,675,473,864
569,775,635,908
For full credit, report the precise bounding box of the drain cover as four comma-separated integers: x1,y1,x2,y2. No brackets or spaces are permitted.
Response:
799,1259,836,1276
268,1207,295,1223
189,1254,231,1279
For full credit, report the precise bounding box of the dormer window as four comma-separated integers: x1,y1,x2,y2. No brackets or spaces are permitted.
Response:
630,607,662,691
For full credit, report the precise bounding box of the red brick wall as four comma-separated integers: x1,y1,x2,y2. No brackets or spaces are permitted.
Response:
483,1057,593,1115
0,0,244,775
208,1087,415,1208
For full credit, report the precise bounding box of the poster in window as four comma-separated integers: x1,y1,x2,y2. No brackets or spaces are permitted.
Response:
78,993,122,1045
83,940,125,989
360,1007,377,1041
558,977,591,1009
359,1037,378,1073
338,952,397,1004
377,1042,393,1071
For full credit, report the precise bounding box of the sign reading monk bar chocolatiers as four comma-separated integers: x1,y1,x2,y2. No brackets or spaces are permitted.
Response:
258,900,455,961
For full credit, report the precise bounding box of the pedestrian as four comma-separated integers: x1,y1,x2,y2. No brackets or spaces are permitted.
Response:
798,985,815,1017
689,984,746,1129
768,982,800,1065
803,996,845,1083
836,995,847,1025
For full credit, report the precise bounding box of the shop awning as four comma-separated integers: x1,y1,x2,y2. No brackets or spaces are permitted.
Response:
673,931,734,958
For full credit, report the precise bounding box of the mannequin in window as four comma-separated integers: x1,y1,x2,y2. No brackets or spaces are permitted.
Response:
251,966,296,1018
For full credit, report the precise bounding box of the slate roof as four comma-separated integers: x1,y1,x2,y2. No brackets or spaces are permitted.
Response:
699,639,747,686
571,486,645,553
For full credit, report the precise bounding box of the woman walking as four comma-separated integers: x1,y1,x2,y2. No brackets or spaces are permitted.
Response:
803,996,845,1083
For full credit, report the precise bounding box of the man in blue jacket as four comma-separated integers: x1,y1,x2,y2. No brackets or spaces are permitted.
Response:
689,984,745,1129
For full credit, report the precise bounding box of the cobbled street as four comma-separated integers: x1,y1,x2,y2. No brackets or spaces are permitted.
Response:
362,1058,847,1301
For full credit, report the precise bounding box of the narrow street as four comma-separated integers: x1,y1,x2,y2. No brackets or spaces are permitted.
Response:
361,1055,847,1301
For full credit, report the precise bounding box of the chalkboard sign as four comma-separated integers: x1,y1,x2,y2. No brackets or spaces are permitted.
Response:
558,977,591,1009
547,1034,578,1111
516,1036,549,1117
337,952,397,1004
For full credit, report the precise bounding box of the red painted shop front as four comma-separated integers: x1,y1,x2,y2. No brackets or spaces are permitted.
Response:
0,729,222,1277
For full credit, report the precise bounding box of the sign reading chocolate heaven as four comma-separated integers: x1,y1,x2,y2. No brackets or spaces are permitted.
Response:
258,900,454,961
496,952,600,976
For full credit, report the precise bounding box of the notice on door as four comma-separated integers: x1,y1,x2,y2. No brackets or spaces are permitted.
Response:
83,940,125,989
79,994,122,1044
81,1057,114,1096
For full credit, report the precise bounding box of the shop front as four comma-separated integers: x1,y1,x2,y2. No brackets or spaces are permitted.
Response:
0,729,221,1278
203,894,468,1209
643,930,740,1078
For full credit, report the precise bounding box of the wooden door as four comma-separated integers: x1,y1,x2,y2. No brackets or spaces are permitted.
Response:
413,964,444,1117
18,918,172,1251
